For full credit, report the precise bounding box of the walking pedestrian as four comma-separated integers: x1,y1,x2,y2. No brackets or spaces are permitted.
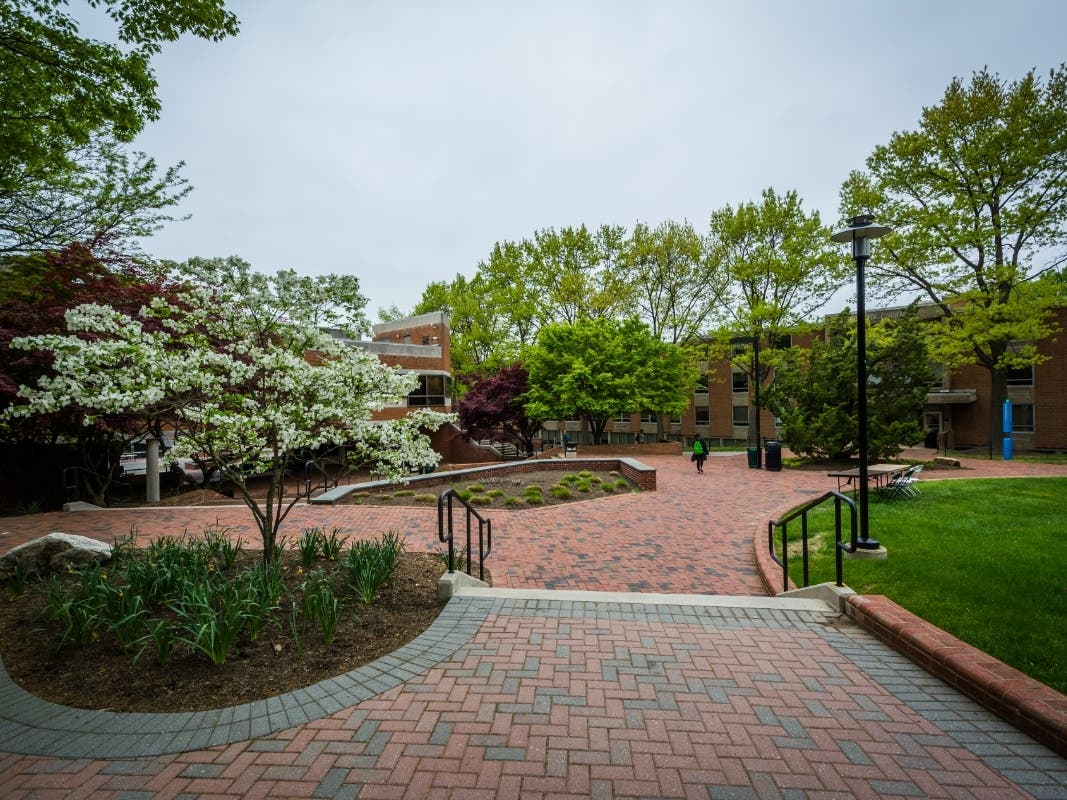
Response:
691,435,707,473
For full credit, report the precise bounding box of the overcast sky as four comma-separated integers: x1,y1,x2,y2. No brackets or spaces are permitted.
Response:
132,1,1067,321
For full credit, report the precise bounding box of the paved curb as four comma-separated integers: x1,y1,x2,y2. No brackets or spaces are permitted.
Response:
0,598,487,758
753,508,1067,760
846,594,1067,759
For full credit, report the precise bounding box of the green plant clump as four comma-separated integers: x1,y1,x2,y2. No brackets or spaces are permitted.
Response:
343,529,405,604
25,524,411,671
550,485,572,500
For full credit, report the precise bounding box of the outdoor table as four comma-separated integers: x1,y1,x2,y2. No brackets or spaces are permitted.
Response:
826,463,908,494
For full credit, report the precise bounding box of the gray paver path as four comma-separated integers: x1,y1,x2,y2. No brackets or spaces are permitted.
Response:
1,450,1065,798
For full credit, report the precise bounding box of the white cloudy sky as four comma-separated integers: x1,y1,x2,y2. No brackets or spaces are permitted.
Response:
131,1,1067,320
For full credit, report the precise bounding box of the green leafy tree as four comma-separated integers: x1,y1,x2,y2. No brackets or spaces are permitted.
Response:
0,0,239,253
706,188,847,445
840,66,1067,447
411,273,512,381
765,309,932,461
523,318,697,443
7,257,452,560
621,219,723,345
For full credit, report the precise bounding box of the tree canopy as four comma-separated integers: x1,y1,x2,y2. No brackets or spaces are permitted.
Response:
765,309,932,461
522,318,697,443
456,363,544,455
840,65,1067,444
0,239,177,505
0,0,239,254
7,257,452,559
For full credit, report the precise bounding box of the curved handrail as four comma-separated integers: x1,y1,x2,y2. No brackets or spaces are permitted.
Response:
767,490,857,593
437,488,492,582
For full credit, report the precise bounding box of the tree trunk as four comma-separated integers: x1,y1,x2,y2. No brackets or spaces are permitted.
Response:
987,366,1009,453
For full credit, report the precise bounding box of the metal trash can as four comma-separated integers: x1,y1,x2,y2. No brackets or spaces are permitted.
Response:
764,440,782,472
746,447,759,469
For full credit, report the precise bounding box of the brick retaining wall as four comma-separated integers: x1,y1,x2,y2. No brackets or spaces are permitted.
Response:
313,457,656,503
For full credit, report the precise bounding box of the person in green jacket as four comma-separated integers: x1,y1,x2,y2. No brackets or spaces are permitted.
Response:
691,436,707,473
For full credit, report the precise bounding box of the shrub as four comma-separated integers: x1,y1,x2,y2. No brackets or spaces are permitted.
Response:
550,485,572,500
505,496,524,507
414,493,437,503
469,494,492,506
487,488,505,498
393,489,415,497
614,479,630,489
466,483,486,493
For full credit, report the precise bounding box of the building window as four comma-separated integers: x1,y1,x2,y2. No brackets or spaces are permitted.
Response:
695,407,710,425
640,411,657,424
771,333,792,349
1012,404,1035,433
695,374,709,394
1006,365,1034,386
732,405,749,427
615,412,632,425
407,374,449,406
732,372,748,392
421,335,430,345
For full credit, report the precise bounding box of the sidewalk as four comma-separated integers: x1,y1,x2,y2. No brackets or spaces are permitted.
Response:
1,452,1065,798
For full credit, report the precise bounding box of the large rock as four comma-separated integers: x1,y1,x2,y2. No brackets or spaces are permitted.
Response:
0,532,112,580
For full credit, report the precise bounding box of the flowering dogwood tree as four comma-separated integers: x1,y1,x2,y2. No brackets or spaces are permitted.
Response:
7,257,453,560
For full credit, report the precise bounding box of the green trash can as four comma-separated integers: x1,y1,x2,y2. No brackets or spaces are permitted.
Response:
746,447,759,469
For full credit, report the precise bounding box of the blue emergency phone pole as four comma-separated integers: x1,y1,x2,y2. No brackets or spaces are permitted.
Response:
1002,399,1013,460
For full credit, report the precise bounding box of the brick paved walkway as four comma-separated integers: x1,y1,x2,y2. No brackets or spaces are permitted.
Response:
1,451,1065,798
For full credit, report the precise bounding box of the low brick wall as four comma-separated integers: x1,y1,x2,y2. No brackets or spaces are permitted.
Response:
312,457,656,504
753,519,1067,758
846,594,1067,759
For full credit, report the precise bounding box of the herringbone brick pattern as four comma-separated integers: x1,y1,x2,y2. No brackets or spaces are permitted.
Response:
1,451,1065,797
2,604,1054,798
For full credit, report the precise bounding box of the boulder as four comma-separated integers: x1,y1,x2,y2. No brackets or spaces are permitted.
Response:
0,532,112,580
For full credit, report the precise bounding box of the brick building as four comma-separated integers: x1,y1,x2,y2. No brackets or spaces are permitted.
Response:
536,306,1067,454
349,311,453,422
927,306,1067,452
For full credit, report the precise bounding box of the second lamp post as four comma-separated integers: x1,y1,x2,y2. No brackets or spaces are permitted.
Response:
831,214,892,550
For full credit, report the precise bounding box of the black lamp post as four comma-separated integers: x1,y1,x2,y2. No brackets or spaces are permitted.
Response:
730,334,761,468
831,214,892,549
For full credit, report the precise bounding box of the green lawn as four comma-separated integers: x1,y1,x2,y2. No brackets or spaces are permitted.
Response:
779,478,1067,695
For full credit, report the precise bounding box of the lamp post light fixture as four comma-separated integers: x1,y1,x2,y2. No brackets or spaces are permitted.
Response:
730,334,762,468
831,214,892,550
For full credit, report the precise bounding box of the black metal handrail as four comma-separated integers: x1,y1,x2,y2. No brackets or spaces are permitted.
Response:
767,491,857,593
62,464,132,504
437,488,492,582
303,459,339,500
